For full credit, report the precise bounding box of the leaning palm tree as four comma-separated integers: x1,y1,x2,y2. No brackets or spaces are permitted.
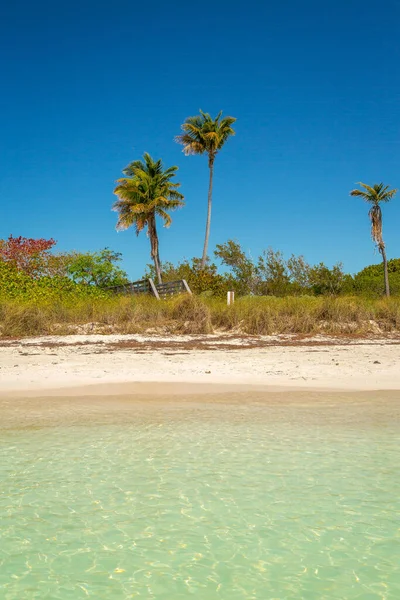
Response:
113,153,184,284
350,182,397,296
176,110,236,268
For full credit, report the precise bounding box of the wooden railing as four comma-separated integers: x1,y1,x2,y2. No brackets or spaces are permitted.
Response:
155,279,192,298
106,279,155,296
106,278,191,300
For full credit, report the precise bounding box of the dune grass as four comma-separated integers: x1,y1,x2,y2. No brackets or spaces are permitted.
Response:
1,293,400,338
216,296,400,334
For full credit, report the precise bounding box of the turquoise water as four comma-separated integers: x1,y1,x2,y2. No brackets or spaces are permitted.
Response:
0,392,399,599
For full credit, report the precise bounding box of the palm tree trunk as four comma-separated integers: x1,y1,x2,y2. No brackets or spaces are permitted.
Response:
380,243,390,297
201,156,214,268
148,216,162,285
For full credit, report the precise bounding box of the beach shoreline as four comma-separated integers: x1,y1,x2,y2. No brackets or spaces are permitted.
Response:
1,332,400,396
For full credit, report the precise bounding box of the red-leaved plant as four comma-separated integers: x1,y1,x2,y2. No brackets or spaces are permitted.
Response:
0,235,57,277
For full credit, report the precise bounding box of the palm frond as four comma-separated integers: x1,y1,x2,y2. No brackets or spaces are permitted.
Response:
163,165,179,177
174,132,206,155
156,208,172,227
181,122,204,137
350,182,397,205
204,131,220,141
113,152,184,236
380,188,398,202
350,188,371,201
176,110,236,158
167,190,185,202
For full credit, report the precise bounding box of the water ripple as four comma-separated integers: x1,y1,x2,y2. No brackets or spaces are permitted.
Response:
0,393,399,599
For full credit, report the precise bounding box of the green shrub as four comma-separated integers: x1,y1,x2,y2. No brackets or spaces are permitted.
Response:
0,261,108,302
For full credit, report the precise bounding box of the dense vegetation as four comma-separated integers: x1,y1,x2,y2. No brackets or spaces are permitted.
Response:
2,291,400,338
1,235,400,338
2,235,400,304
144,240,400,298
0,236,127,302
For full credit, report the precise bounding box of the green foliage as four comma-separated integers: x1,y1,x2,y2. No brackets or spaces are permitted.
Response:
256,250,350,296
286,254,311,289
176,110,237,164
66,248,129,288
0,261,108,302
353,259,400,296
308,262,349,296
143,237,400,299
350,182,397,207
113,153,184,233
0,236,128,295
357,258,400,277
145,258,233,297
113,152,184,283
214,240,350,297
256,249,291,296
214,240,258,295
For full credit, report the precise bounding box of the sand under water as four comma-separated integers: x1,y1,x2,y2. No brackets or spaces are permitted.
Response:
1,387,399,598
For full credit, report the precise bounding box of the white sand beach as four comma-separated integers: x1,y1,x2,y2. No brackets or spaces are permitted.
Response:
1,333,400,395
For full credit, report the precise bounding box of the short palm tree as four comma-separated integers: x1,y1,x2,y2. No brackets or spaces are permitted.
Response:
113,153,184,284
350,182,397,296
176,110,236,268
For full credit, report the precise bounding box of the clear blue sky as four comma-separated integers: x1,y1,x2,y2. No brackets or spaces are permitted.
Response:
1,0,399,279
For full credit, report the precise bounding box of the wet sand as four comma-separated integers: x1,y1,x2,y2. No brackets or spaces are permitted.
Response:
1,388,400,432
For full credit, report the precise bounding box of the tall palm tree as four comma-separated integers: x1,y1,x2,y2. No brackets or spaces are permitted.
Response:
176,110,236,268
113,153,184,284
350,182,397,296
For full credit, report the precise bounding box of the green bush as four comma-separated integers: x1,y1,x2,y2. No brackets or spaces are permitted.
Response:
0,261,108,302
353,259,400,297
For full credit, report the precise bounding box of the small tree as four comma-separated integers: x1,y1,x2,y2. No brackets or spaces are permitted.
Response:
308,262,346,296
0,235,56,277
215,240,258,295
256,249,291,296
66,249,129,288
286,254,311,292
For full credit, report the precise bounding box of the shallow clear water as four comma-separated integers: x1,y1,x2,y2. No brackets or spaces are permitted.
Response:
0,392,400,599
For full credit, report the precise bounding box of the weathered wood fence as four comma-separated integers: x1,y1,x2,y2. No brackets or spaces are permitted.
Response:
106,278,192,300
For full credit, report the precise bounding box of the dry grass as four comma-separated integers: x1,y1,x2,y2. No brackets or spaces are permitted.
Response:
1,294,400,338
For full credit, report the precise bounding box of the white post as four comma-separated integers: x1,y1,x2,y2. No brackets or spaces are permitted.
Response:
181,279,192,295
227,291,235,306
